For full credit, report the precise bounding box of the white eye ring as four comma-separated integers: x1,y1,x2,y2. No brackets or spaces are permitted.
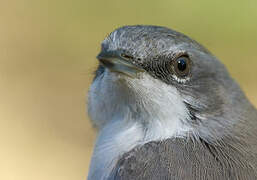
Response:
171,74,190,83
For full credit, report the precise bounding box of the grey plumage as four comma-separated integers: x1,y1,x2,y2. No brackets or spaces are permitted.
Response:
88,25,257,180
109,137,257,180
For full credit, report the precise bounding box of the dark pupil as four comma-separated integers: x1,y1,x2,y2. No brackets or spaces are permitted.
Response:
177,59,187,72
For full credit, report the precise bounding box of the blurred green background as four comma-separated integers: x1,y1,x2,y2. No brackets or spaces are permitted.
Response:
0,0,256,179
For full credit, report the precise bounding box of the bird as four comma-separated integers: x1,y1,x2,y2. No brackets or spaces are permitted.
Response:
87,25,257,180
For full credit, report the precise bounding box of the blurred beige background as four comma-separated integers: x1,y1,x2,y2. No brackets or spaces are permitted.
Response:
0,0,256,180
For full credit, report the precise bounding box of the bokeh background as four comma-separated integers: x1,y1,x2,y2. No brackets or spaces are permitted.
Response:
0,0,256,179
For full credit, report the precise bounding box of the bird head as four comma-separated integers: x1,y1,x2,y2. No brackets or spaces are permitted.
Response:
88,25,251,141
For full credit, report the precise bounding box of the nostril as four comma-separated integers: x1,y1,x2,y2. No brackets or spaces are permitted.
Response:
99,59,114,68
121,53,134,60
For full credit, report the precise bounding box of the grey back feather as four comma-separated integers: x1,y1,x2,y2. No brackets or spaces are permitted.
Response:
109,135,257,180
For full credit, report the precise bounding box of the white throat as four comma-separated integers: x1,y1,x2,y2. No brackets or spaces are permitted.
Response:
87,70,192,180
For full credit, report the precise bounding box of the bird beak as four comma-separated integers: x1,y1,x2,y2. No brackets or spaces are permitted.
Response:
97,51,145,77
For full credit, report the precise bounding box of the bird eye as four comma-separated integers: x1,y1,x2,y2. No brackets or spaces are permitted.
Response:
173,56,191,77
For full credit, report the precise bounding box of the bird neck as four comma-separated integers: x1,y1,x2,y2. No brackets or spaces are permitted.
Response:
88,98,192,180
